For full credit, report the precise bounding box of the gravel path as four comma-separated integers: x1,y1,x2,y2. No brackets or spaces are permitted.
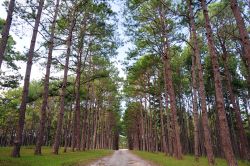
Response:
87,149,153,166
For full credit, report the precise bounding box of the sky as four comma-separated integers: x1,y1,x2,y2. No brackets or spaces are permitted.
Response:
0,0,130,82
108,0,132,80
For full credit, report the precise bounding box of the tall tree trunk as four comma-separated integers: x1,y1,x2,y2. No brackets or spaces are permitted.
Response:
74,15,89,150
188,0,215,164
191,54,199,161
75,21,87,151
159,3,182,159
200,0,237,165
53,9,76,155
0,0,15,68
162,51,182,159
35,0,60,155
11,0,45,157
230,0,250,88
218,37,250,160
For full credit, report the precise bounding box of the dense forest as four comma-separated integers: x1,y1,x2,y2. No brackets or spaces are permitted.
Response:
0,0,122,157
123,0,250,165
0,0,249,166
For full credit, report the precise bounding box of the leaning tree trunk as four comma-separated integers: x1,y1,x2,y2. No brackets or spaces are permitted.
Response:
230,0,250,89
200,0,237,165
218,37,250,160
191,54,199,162
53,9,76,155
0,0,15,68
188,0,215,164
35,0,60,155
11,0,45,157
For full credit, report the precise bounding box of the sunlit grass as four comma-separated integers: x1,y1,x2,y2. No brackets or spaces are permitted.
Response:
0,146,112,166
133,150,250,166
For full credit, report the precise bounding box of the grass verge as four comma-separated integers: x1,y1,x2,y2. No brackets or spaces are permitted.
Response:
133,150,250,166
0,147,113,166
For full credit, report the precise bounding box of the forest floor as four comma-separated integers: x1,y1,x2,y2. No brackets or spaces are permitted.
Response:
0,147,112,166
133,151,250,166
1,147,249,166
87,149,154,166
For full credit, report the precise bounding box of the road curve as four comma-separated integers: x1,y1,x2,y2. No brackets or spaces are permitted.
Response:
87,149,154,166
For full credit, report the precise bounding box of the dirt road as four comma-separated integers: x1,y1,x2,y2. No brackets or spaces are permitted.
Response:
87,149,153,166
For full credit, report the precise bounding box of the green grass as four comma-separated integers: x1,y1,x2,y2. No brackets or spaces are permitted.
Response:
0,147,113,166
133,151,250,166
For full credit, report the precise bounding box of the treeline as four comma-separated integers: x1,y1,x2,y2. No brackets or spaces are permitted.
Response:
123,0,250,165
0,0,121,157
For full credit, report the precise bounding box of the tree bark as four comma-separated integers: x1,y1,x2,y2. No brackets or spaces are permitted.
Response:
11,0,45,157
74,24,86,151
230,0,250,86
162,51,182,159
0,0,15,68
53,9,76,155
187,0,215,164
200,0,237,165
159,3,182,159
218,36,250,160
34,0,60,155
